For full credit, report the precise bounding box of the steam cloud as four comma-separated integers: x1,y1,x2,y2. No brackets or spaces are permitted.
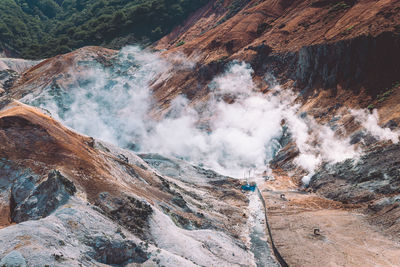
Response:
351,109,399,143
23,46,371,180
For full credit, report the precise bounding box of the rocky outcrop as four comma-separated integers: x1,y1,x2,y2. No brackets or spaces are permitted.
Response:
0,70,19,95
269,142,299,171
11,170,76,223
95,192,153,239
0,58,40,94
0,58,40,73
85,236,149,265
295,32,400,95
0,197,153,266
5,47,116,101
309,143,400,203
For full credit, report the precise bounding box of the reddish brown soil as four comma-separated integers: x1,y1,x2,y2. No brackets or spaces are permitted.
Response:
150,0,400,112
157,0,400,59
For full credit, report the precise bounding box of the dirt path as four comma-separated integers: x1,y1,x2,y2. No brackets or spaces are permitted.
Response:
259,177,400,267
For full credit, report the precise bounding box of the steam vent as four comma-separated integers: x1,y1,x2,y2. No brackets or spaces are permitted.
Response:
1,0,400,266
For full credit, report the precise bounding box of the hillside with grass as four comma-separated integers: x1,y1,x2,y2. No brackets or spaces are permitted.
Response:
0,0,208,59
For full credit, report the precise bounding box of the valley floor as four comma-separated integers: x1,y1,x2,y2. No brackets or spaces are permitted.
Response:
260,175,400,267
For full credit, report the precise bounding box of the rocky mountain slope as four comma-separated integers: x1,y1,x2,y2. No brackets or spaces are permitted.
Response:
1,0,400,266
0,101,272,266
0,58,40,97
153,0,400,102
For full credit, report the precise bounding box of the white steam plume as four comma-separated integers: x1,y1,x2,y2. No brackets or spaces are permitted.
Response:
142,62,284,176
351,109,399,143
23,46,360,180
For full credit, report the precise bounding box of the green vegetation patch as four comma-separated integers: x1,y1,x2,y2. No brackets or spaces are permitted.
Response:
329,1,351,13
367,104,375,110
375,82,399,103
0,0,208,59
175,40,185,47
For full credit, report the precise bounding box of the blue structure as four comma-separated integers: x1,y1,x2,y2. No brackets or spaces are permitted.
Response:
241,183,256,192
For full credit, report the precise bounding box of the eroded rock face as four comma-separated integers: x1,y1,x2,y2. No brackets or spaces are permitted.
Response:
11,170,76,223
269,142,299,172
0,197,153,266
95,192,153,239
85,236,149,265
296,32,400,95
309,143,400,204
0,159,41,227
0,70,19,95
